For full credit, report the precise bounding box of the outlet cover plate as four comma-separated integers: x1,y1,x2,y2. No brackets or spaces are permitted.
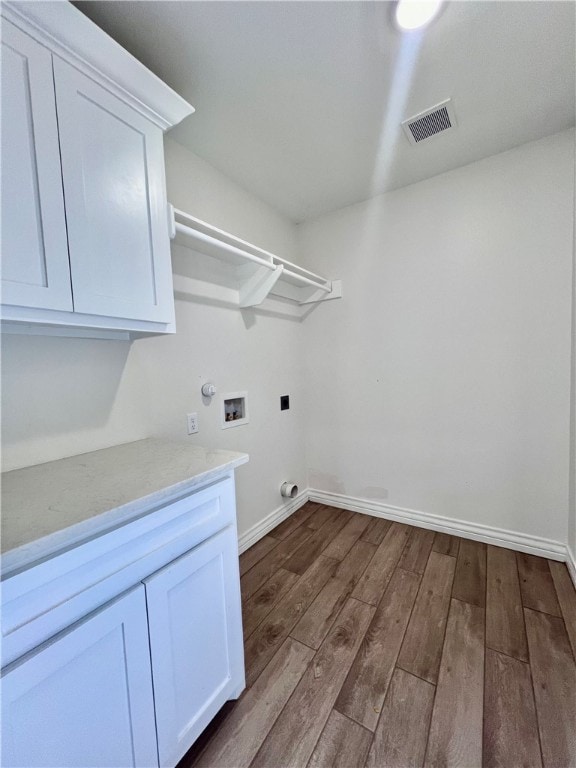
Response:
187,412,199,434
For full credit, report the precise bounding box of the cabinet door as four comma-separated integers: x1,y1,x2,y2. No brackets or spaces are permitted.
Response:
0,21,72,311
53,57,175,324
145,526,245,767
1,586,158,768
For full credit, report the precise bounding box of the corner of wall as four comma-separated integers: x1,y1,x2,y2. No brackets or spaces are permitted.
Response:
163,136,298,261
568,126,576,558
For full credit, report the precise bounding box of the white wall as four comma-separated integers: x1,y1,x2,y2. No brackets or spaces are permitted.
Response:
1,138,305,538
1,336,149,470
299,130,575,545
135,140,307,537
3,131,574,548
569,128,576,560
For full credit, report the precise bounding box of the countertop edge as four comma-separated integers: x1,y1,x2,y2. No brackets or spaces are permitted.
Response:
1,453,249,579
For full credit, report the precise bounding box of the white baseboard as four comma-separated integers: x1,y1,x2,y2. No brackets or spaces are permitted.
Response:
237,491,309,554
237,488,576,585
308,488,568,562
566,546,576,588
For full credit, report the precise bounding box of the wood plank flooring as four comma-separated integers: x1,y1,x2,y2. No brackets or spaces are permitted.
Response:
179,503,576,768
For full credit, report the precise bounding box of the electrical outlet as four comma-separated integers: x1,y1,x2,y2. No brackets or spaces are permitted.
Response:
187,412,199,434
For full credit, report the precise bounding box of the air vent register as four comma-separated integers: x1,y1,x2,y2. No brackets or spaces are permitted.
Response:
402,98,457,145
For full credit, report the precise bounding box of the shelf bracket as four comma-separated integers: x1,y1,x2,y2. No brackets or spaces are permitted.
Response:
239,265,284,308
299,279,343,305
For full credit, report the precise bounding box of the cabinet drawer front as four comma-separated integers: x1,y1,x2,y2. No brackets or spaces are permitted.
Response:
53,57,174,324
0,21,72,311
145,526,245,767
2,477,236,667
1,585,158,768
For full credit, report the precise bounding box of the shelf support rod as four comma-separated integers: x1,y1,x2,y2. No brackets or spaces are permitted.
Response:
299,279,343,305
239,265,285,308
168,203,176,240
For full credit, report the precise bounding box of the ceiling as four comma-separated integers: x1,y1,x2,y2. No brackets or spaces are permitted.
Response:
75,1,575,223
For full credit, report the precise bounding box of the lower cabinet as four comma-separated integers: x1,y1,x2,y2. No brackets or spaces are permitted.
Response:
146,526,245,767
1,586,158,768
1,519,245,767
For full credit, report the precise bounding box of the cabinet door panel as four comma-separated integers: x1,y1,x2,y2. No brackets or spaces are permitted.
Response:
53,58,174,323
1,586,158,768
0,21,72,310
145,527,245,767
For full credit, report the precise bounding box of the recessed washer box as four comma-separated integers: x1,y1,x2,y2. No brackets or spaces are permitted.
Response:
221,392,249,429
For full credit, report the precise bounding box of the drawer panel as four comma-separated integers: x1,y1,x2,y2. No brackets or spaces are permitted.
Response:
1,475,237,667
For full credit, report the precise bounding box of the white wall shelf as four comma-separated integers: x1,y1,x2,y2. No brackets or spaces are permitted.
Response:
170,206,342,310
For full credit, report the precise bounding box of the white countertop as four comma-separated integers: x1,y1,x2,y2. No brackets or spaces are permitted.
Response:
1,439,248,575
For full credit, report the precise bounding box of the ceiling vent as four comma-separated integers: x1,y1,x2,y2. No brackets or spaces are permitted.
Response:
402,99,457,146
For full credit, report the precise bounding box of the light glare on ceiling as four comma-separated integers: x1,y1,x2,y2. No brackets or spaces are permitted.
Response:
395,0,444,31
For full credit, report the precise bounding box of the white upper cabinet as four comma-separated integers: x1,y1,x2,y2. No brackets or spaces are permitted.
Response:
1,21,72,311
0,2,194,338
54,59,174,324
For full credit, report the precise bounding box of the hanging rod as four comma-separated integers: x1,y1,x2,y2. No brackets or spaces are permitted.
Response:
282,268,331,292
173,207,280,265
169,204,342,306
272,255,332,285
174,222,276,271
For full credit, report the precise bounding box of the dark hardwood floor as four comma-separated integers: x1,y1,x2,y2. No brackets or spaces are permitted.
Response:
180,503,576,768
